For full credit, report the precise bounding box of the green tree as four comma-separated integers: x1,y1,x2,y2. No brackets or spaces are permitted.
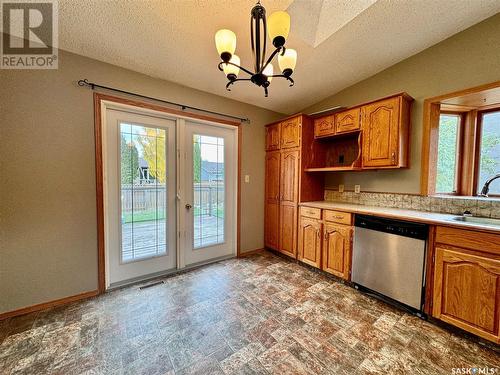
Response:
193,135,201,183
120,135,139,184
436,116,458,193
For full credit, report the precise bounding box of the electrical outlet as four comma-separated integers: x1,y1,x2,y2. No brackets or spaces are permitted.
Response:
244,175,250,183
354,185,361,194
338,184,344,193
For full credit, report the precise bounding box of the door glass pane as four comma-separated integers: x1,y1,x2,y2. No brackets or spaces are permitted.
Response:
478,111,500,195
436,114,460,193
193,134,225,248
120,123,167,262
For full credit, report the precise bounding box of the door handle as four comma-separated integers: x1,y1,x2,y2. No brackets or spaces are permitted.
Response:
185,204,192,210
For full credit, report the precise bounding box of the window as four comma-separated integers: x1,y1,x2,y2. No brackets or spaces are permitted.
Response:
436,114,462,194
476,110,500,195
422,82,500,197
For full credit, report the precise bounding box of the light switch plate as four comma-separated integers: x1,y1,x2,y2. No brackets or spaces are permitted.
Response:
354,185,361,194
338,184,344,193
244,175,250,183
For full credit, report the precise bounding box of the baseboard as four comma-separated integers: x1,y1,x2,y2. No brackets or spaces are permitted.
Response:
0,290,99,321
239,248,265,257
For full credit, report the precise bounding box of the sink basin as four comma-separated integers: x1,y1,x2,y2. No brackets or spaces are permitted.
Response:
449,216,500,227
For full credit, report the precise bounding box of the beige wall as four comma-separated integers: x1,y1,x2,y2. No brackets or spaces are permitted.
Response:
302,13,500,194
0,49,283,314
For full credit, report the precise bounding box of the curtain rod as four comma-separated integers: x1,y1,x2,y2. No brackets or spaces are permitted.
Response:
77,79,250,123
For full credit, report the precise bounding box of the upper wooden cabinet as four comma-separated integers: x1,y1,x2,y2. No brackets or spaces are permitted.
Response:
281,117,301,149
336,108,360,134
362,95,411,168
314,115,335,138
265,123,280,151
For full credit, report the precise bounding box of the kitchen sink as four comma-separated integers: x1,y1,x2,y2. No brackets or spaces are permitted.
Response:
449,216,500,227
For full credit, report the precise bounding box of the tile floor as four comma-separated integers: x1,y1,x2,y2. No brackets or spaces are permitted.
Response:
0,251,498,374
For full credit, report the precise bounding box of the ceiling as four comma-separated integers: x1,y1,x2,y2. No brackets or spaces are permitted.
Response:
59,0,500,114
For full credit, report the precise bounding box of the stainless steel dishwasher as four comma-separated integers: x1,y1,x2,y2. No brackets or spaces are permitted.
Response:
351,215,428,313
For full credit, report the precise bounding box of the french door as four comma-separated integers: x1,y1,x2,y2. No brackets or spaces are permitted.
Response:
104,109,177,286
181,121,237,267
103,106,237,287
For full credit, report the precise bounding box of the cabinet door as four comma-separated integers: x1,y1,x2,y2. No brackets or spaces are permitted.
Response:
265,123,281,151
264,151,280,249
433,247,500,343
280,150,299,204
314,115,335,138
361,97,400,168
279,204,297,258
322,223,352,280
278,150,299,258
298,216,322,268
280,117,301,149
335,108,360,133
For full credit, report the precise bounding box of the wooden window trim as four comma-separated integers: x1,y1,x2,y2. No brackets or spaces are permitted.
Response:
421,80,500,196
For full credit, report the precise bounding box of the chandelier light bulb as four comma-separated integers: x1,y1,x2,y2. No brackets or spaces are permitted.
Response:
223,55,240,80
267,11,290,47
278,48,297,76
215,29,237,62
263,63,274,82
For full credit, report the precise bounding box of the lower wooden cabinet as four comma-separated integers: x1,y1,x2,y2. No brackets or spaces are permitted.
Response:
297,207,353,281
322,223,352,280
297,216,322,268
279,204,297,258
432,246,500,343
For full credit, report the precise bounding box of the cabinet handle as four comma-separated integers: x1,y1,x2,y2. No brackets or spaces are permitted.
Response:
324,232,328,240
391,151,396,163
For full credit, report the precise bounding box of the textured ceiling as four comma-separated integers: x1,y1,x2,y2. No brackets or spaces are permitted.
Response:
59,0,500,114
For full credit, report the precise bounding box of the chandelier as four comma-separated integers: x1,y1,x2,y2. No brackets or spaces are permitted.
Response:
214,1,297,97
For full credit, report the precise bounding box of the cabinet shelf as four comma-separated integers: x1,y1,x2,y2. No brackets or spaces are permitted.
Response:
305,166,362,172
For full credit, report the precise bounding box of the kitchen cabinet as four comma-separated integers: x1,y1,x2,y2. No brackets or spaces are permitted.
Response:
297,206,353,280
314,115,335,138
264,116,323,258
361,95,411,168
335,108,360,134
264,151,280,250
281,117,301,149
265,123,280,151
322,223,352,280
298,215,322,268
432,226,500,343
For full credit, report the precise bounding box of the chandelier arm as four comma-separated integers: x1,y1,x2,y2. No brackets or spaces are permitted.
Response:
225,78,253,91
260,46,283,74
270,74,295,87
218,62,255,76
264,86,269,97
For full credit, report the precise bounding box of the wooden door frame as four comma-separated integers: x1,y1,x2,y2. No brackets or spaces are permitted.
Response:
94,93,242,293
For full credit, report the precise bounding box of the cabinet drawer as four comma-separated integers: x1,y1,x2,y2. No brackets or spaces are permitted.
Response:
314,115,335,138
435,226,500,255
323,210,352,225
300,206,321,219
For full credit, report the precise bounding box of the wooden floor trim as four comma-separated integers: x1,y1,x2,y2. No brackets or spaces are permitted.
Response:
239,248,265,257
0,290,99,321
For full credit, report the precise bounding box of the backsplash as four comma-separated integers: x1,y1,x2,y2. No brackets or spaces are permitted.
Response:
324,190,500,219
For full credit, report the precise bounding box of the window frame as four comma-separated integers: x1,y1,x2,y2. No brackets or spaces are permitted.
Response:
473,108,500,197
435,111,465,195
421,80,500,197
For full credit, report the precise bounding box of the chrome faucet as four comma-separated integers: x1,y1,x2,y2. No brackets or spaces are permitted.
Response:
479,173,500,197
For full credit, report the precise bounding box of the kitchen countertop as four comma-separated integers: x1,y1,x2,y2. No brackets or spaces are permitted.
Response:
300,201,500,234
